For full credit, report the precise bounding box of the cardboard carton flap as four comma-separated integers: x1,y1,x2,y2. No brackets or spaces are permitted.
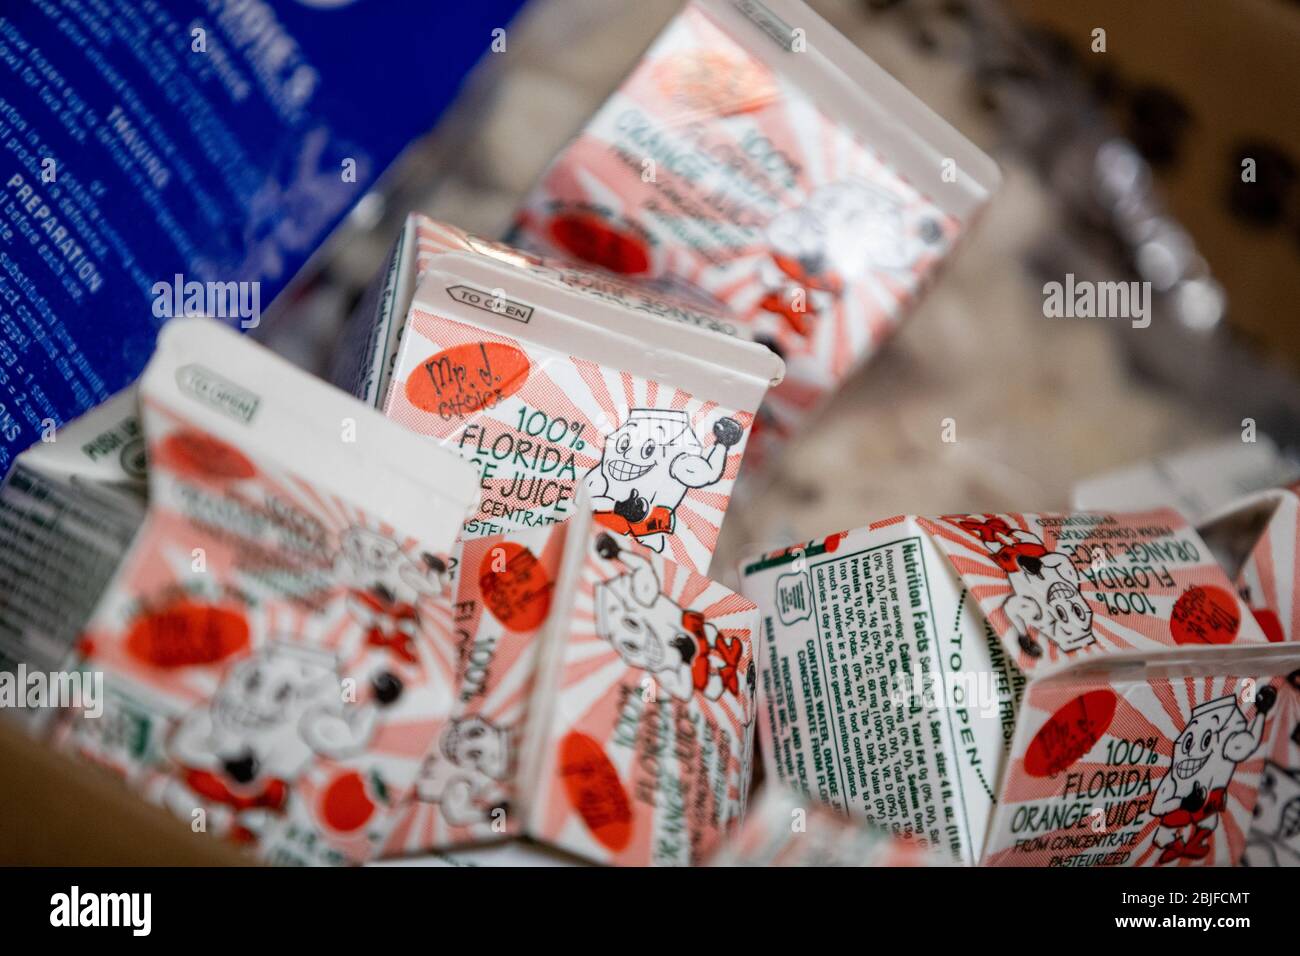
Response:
412,261,782,411
404,213,785,410
143,318,480,550
695,0,1001,217
410,214,757,342
13,388,147,493
917,510,1272,678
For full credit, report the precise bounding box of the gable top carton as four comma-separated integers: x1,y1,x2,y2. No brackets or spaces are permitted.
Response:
52,319,481,864
511,0,999,470
334,215,784,575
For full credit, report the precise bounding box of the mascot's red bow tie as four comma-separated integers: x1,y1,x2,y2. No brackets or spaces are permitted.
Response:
354,591,421,664
690,625,745,697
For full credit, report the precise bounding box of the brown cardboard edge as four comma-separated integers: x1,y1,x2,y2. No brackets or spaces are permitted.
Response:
0,718,251,866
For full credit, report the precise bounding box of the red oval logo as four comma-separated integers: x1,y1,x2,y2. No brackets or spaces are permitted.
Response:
1023,689,1118,778
1170,585,1241,645
559,732,632,851
126,602,251,667
319,770,378,833
479,542,553,632
547,213,650,275
405,342,530,419
153,430,256,481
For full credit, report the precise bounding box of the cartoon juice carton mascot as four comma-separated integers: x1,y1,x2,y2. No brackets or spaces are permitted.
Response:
1243,759,1300,867
337,526,446,670
587,409,742,554
167,642,382,843
1151,688,1274,864
592,532,750,702
415,715,511,827
945,514,1095,658
757,180,913,337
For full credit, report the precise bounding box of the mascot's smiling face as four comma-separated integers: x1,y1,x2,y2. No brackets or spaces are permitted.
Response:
1168,696,1249,799
340,527,402,576
767,180,910,281
213,646,334,734
595,572,669,671
443,716,509,781
594,411,700,503
1044,579,1093,649
1250,762,1300,857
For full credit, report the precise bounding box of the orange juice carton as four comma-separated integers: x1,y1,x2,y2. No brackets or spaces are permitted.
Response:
741,510,1293,865
985,650,1292,867
708,785,945,866
332,214,784,575
51,318,480,865
0,389,146,727
517,498,760,865
510,0,999,469
385,500,759,862
1198,483,1300,865
383,524,565,853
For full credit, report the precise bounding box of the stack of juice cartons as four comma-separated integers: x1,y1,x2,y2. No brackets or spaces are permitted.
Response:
739,509,1300,866
0,0,1001,868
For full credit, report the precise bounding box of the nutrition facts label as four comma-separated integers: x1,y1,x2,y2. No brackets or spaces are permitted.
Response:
758,536,970,859
0,465,141,676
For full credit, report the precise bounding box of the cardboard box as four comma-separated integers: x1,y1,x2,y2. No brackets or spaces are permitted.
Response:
0,1,529,474
0,715,246,865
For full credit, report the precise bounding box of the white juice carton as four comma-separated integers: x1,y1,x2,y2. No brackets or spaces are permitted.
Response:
383,525,563,854
984,649,1290,867
50,319,481,865
514,498,761,865
385,501,762,863
741,510,1297,866
741,519,1023,864
511,0,999,470
0,389,146,730
1198,483,1300,866
332,214,784,576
